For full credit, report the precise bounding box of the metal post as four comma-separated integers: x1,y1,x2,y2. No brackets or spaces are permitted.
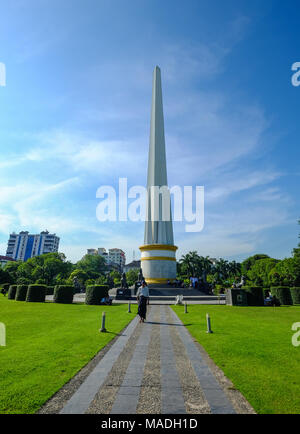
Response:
184,302,188,313
100,311,107,332
206,313,213,334
128,301,131,313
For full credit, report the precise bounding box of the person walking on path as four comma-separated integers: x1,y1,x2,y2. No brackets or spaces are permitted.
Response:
136,280,149,323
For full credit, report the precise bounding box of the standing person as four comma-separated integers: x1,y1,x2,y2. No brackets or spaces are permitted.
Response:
136,280,149,323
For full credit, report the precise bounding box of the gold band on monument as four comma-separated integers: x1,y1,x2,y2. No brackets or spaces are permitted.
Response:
140,256,176,261
139,244,178,252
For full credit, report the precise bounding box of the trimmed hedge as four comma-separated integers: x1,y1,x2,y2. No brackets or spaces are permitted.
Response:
15,285,28,301
46,286,55,296
26,285,47,303
85,285,109,305
241,286,264,306
53,285,74,304
290,287,300,305
7,285,18,300
270,286,293,305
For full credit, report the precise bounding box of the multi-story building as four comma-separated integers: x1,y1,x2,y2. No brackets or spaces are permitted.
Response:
86,247,126,271
6,231,60,262
86,247,109,263
87,248,98,256
108,248,126,272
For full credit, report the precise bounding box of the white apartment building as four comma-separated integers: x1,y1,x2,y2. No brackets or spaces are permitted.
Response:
108,248,126,271
86,247,126,271
6,231,60,262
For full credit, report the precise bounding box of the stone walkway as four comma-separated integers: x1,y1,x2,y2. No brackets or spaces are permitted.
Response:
57,305,254,415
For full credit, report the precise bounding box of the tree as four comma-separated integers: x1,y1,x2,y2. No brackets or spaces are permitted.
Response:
3,260,21,282
241,254,270,275
247,258,279,287
126,269,139,286
213,258,230,282
269,257,300,287
198,256,213,282
179,251,201,277
76,254,107,279
69,269,89,284
0,267,12,284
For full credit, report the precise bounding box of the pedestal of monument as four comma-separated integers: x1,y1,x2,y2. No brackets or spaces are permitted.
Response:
139,244,177,284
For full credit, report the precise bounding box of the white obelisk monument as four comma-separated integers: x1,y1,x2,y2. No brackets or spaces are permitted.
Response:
139,66,177,284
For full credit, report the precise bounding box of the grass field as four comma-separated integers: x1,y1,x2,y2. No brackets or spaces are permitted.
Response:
0,297,137,414
172,304,300,414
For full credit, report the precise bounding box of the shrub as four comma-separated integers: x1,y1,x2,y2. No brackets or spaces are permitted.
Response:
15,285,28,301
270,286,293,305
215,284,226,295
85,285,109,305
290,287,300,305
241,286,264,306
46,286,55,296
26,285,47,303
53,285,74,304
184,278,190,287
7,285,18,300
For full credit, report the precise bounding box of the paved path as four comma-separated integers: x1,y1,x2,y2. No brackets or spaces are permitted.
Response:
59,305,252,415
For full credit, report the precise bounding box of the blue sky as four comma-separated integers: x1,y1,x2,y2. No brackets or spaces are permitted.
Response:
0,0,299,264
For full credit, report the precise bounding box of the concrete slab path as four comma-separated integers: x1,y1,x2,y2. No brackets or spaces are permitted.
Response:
58,305,254,415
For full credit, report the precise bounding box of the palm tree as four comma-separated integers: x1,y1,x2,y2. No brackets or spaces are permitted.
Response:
179,251,201,278
198,256,213,282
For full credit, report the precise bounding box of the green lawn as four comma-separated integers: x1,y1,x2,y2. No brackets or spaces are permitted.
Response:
0,297,137,414
172,304,300,414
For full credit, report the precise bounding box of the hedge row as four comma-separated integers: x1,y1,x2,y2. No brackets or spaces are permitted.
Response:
15,285,28,301
7,285,18,300
26,285,47,303
241,286,264,306
46,286,55,296
270,286,293,306
85,285,109,305
53,285,74,304
239,286,299,306
290,287,300,305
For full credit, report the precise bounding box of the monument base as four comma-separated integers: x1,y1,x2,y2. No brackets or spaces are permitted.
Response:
139,244,178,284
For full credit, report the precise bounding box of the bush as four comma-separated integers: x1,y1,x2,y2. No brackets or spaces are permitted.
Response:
46,286,55,296
215,284,226,295
15,285,28,301
242,286,264,306
290,287,300,305
53,285,74,304
270,286,293,305
7,285,18,300
85,285,109,305
26,285,47,303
